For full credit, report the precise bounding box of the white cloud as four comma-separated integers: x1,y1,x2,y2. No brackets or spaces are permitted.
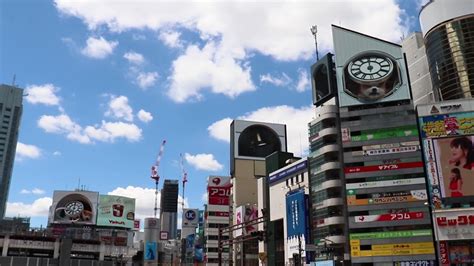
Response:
168,42,255,103
53,151,62,156
260,73,291,87
20,188,46,195
124,51,145,65
6,197,52,217
16,142,41,160
295,69,310,92
159,30,183,48
38,114,142,144
108,186,188,222
137,72,158,89
81,36,118,59
201,192,208,203
55,1,407,61
184,152,224,172
207,118,232,142
208,105,314,156
137,109,153,123
105,95,134,122
25,84,61,106
37,114,91,144
84,121,142,142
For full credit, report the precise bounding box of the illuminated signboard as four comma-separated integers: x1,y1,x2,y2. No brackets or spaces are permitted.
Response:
350,241,434,257
434,208,474,240
207,176,232,206
97,195,135,229
354,212,424,223
346,178,425,190
349,229,432,240
363,145,419,156
419,111,474,138
351,125,418,142
345,162,423,174
347,190,427,206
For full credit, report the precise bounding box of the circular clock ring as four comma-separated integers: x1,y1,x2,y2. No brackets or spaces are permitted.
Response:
64,201,85,218
347,54,394,84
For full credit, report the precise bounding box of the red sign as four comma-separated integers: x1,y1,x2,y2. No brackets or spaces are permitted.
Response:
208,186,231,206
437,215,474,226
345,162,423,174
133,220,140,230
439,241,450,265
355,212,424,223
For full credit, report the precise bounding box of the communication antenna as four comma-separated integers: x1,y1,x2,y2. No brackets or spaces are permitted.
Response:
12,74,16,87
151,140,166,218
180,153,188,212
310,25,319,61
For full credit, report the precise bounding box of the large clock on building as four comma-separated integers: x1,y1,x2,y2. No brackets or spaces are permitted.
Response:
238,125,281,158
344,52,401,101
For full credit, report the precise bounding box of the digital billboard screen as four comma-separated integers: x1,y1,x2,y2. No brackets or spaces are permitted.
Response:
49,191,99,225
97,195,135,229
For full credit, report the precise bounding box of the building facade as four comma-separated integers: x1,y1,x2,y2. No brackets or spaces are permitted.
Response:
0,84,23,219
160,179,179,240
419,0,474,101
417,99,474,265
332,25,435,265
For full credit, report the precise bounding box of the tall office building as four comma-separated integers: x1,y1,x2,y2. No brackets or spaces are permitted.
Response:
0,84,23,219
332,26,435,265
419,0,474,100
401,32,434,106
160,179,179,239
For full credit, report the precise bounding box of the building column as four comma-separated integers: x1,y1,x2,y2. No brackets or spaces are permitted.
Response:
53,238,60,259
99,242,105,261
2,235,9,256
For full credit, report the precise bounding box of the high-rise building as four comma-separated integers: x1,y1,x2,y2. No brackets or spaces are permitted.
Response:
160,179,179,239
332,25,435,265
0,84,23,219
308,53,348,264
402,32,434,106
419,0,474,100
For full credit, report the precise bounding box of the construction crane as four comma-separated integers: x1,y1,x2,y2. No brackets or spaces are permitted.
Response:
151,140,166,218
180,153,188,212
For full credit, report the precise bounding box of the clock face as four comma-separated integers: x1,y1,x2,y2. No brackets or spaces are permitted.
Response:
348,55,393,83
64,201,84,217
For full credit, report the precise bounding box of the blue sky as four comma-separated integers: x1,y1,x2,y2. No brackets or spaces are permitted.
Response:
1,0,425,227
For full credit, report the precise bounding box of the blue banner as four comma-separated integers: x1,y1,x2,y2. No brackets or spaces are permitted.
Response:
286,189,307,238
269,160,307,185
144,242,157,261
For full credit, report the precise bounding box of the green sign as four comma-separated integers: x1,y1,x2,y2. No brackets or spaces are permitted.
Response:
97,195,135,228
351,126,418,142
349,229,432,240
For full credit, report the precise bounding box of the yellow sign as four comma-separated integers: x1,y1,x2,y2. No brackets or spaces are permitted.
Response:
350,240,360,246
353,242,434,257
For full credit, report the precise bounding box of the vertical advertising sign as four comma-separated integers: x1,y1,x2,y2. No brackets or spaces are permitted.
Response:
207,176,232,206
286,189,307,238
144,242,157,261
182,208,199,227
418,109,474,209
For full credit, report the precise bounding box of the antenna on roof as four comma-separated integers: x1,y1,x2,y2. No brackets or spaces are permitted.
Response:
12,74,16,87
310,25,319,62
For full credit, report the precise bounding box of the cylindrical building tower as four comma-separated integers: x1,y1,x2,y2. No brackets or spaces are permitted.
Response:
420,0,474,100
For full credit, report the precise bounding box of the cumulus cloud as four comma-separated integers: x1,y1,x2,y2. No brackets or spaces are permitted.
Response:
55,1,407,61
184,153,224,172
159,30,183,48
295,69,310,92
108,186,188,222
137,109,153,123
208,105,314,156
84,121,142,142
38,114,142,144
16,142,41,160
124,51,145,65
25,84,61,106
260,73,292,87
20,188,46,195
137,72,158,89
105,95,134,122
168,42,255,103
6,197,52,217
81,36,118,59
